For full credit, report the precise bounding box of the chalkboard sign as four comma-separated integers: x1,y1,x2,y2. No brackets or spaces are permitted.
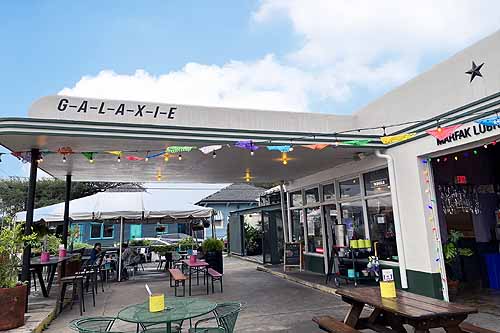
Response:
284,242,302,270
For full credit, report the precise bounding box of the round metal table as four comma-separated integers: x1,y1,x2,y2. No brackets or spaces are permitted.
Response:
117,298,217,333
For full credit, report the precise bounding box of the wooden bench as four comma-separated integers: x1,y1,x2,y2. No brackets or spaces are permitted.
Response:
207,268,223,293
460,322,497,333
312,316,361,333
168,268,186,297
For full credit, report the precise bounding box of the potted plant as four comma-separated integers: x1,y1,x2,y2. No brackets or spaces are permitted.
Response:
202,238,224,274
0,219,37,330
443,230,473,300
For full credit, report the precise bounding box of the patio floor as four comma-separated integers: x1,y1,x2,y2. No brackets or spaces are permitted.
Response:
44,256,500,332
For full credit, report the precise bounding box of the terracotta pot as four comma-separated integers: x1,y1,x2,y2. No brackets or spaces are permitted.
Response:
0,284,27,330
447,279,460,301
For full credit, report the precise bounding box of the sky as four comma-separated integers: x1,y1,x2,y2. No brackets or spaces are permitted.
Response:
1,1,500,179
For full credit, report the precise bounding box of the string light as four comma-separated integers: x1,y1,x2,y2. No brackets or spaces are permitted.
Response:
37,154,44,163
250,149,254,156
62,154,67,163
164,154,169,162
178,154,182,161
117,155,121,163
454,156,458,161
212,151,217,159
484,144,488,148
145,151,149,162
473,150,478,155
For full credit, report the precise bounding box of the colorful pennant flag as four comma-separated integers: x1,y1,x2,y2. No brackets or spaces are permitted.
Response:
266,145,292,153
426,124,462,140
380,133,416,145
82,152,95,162
57,147,73,155
126,155,145,161
106,150,122,156
302,144,329,150
343,139,372,146
235,140,259,151
165,146,195,154
146,151,165,159
475,116,500,127
199,145,223,154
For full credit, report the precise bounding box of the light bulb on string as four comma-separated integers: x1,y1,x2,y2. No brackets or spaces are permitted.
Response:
145,151,149,162
436,158,440,163
212,151,217,159
90,157,94,164
484,144,488,149
62,154,67,163
473,150,478,155
117,155,121,163
178,154,182,161
250,149,254,156
289,146,294,152
38,154,44,163
164,154,169,162
454,156,458,161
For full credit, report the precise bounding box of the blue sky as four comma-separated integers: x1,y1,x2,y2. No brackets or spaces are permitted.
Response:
1,1,500,178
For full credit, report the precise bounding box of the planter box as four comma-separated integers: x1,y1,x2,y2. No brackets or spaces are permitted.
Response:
0,284,27,330
204,251,223,274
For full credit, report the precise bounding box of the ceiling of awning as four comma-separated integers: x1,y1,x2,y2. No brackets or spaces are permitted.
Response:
0,118,376,183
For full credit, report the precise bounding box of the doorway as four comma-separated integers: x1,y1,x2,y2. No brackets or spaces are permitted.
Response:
431,141,500,300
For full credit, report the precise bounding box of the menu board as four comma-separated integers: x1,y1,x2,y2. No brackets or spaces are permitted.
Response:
284,242,301,269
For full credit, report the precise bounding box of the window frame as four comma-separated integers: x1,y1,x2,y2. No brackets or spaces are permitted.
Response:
89,222,115,240
288,167,394,264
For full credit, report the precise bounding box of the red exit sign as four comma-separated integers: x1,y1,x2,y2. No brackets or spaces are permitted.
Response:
455,175,467,184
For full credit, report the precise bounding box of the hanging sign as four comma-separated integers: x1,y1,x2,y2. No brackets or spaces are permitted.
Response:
432,123,500,146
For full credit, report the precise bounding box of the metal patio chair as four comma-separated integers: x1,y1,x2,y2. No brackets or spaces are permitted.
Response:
69,316,123,333
189,302,242,333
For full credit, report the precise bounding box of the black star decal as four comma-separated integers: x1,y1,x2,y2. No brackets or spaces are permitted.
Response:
465,61,484,82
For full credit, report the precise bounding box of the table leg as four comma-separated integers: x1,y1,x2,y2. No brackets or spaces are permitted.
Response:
197,268,199,285
444,326,464,333
189,267,192,296
385,312,407,333
166,322,172,333
46,264,58,295
35,267,49,297
206,267,209,295
344,301,364,328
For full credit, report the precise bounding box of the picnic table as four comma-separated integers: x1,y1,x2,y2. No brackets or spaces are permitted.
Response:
335,287,477,332
117,297,216,333
181,259,209,296
30,255,74,297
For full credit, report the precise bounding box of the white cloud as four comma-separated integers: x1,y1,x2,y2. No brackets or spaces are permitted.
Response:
60,55,332,112
61,1,500,114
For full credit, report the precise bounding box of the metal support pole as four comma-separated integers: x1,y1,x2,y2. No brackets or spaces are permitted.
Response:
279,182,288,243
62,174,72,249
21,148,39,312
118,217,124,282
211,214,215,239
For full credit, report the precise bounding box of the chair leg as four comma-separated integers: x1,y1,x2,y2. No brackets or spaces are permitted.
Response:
32,271,37,291
75,280,83,316
90,276,96,307
79,279,86,313
220,277,223,293
182,281,185,297
58,282,67,313
70,282,76,311
212,278,214,293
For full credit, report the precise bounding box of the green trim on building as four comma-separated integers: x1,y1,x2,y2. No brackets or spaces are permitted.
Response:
379,265,443,299
304,255,325,274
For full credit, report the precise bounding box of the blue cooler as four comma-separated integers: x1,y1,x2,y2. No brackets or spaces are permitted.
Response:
484,254,500,290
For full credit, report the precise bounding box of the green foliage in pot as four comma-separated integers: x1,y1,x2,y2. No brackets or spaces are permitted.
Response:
150,245,176,255
33,234,62,255
202,238,224,253
0,218,38,288
443,230,473,281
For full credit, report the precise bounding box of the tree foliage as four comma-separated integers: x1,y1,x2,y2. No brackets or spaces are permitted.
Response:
0,177,133,217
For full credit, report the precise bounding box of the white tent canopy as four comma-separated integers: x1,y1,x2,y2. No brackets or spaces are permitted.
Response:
15,190,214,223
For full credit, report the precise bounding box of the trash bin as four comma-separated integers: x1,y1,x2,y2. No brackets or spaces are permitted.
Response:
484,254,500,290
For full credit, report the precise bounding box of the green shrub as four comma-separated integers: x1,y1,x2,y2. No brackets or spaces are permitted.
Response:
150,245,176,255
178,237,197,251
72,242,93,250
129,239,152,246
202,238,224,252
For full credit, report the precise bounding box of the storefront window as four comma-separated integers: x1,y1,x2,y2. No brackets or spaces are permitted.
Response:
306,207,323,254
290,209,304,242
291,191,303,207
340,178,361,198
90,222,114,239
364,168,390,196
340,201,365,239
305,187,319,204
366,197,397,261
103,223,114,238
322,183,335,201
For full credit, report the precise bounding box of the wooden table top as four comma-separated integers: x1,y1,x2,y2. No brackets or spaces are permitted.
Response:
336,287,477,320
181,259,209,267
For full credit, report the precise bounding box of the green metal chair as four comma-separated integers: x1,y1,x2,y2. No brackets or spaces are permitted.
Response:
68,316,122,333
188,302,242,333
139,320,183,333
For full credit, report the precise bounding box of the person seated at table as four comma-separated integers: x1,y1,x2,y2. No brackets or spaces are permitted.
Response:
121,243,139,280
89,243,102,264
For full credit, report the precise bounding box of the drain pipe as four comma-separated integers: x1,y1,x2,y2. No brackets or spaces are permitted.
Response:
375,150,408,289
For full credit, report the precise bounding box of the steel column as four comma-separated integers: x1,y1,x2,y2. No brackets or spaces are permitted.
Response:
62,174,72,248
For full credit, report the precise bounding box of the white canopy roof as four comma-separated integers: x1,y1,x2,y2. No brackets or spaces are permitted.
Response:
15,190,214,223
